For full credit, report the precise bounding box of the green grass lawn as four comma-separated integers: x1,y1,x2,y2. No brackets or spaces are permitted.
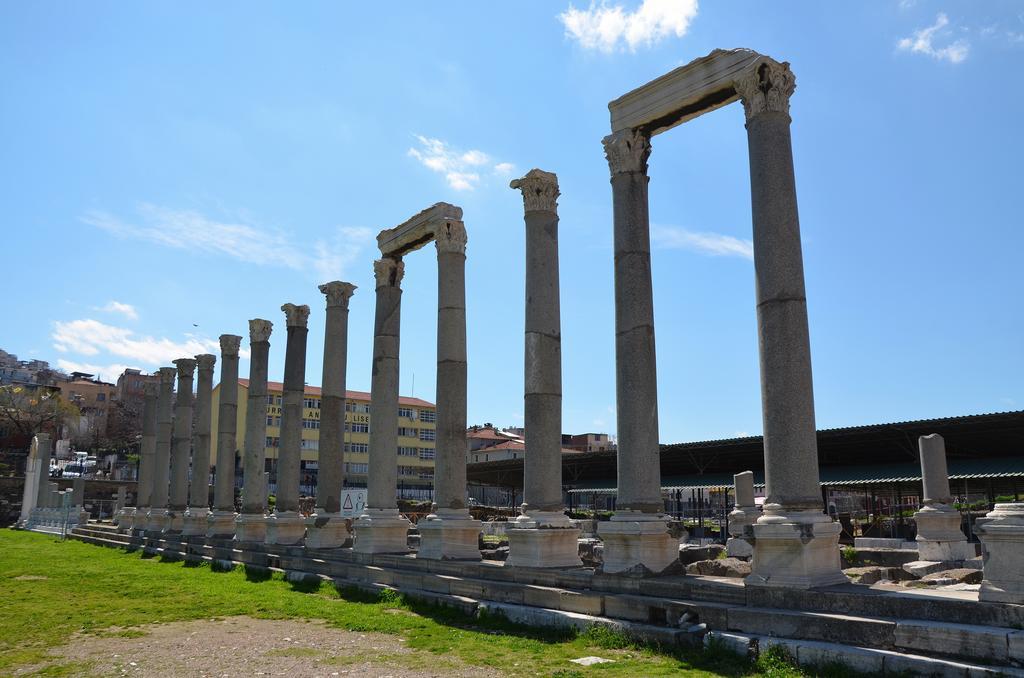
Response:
0,530,808,677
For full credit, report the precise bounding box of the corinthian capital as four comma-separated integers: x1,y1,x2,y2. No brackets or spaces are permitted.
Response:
734,59,796,122
195,353,217,372
373,257,405,289
319,281,357,308
602,128,651,176
158,366,177,386
281,303,311,328
249,318,273,343
143,381,159,399
219,334,242,357
173,357,196,379
510,169,559,213
435,220,468,255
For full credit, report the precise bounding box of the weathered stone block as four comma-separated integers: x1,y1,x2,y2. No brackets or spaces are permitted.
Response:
894,620,1009,663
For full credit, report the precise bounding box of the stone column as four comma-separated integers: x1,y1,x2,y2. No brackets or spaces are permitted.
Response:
419,219,482,561
18,433,49,528
727,471,760,558
736,59,846,588
208,334,241,538
266,303,310,545
913,434,973,561
146,367,176,533
163,358,195,534
129,382,158,532
596,128,678,575
306,281,356,549
182,354,215,535
505,169,581,568
977,502,1024,603
353,257,410,553
235,319,272,543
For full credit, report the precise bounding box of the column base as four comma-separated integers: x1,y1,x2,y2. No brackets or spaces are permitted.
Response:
917,540,976,562
264,511,307,545
914,505,967,542
234,512,267,543
597,511,681,576
304,512,352,549
206,510,238,539
145,509,169,534
418,509,483,561
506,512,583,568
977,503,1024,604
162,509,185,535
748,511,848,589
726,537,754,559
727,506,760,539
353,508,411,554
114,507,135,533
181,507,211,536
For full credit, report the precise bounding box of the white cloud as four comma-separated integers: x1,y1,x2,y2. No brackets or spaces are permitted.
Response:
56,359,134,382
407,135,514,191
651,225,753,260
82,204,372,280
898,13,969,64
96,300,138,320
559,0,698,53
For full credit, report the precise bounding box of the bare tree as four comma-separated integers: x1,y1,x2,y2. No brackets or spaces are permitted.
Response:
0,384,78,452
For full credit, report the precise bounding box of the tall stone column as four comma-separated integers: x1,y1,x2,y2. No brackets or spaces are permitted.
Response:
506,169,581,568
146,367,176,533
182,353,215,536
419,219,482,561
128,382,158,532
597,128,678,575
353,257,410,553
266,303,311,545
235,319,272,543
306,281,356,549
18,433,49,528
164,358,195,534
913,433,973,561
208,334,241,538
737,59,846,588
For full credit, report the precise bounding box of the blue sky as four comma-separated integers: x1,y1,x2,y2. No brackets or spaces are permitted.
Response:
2,1,1022,444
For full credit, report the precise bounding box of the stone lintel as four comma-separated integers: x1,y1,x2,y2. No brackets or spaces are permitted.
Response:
376,202,463,256
608,47,765,135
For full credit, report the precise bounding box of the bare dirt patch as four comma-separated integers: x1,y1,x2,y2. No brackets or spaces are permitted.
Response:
13,574,48,581
45,616,497,677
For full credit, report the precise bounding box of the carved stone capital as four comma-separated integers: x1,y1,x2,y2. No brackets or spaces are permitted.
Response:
143,381,159,398
158,367,177,385
173,358,197,379
281,303,311,328
195,353,217,372
219,334,242,357
435,220,468,255
249,319,273,343
510,169,559,213
602,128,651,176
373,257,405,289
734,58,796,121
319,281,357,308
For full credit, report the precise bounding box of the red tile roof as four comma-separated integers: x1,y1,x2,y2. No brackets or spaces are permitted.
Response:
237,379,434,408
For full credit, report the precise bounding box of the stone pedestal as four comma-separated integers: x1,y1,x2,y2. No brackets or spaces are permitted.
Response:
234,511,267,543
597,512,679,575
506,511,582,569
915,506,975,561
181,507,211,536
146,509,169,534
163,510,185,534
206,510,237,539
418,509,482,561
18,434,48,528
264,510,307,545
353,509,410,554
304,512,351,549
976,503,1024,604
747,512,848,588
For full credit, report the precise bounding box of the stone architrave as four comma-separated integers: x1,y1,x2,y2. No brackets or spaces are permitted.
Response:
18,433,49,528
306,281,356,549
353,258,411,553
913,434,974,561
182,354,216,535
236,319,272,543
128,381,159,532
726,471,760,558
164,358,196,534
976,502,1024,604
208,334,242,538
265,303,311,545
418,218,482,561
505,169,582,568
145,367,177,533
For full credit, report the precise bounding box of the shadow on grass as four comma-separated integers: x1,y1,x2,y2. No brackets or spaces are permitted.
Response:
182,558,204,569
244,565,273,582
287,577,323,594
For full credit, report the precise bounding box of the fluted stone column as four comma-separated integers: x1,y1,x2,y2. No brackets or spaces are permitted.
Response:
913,433,973,561
146,367,176,533
127,383,158,532
419,219,482,561
182,353,215,536
736,59,846,588
727,471,760,558
306,281,356,549
208,334,241,538
597,128,678,575
354,257,410,553
266,303,310,545
235,319,272,543
505,169,581,568
164,358,195,534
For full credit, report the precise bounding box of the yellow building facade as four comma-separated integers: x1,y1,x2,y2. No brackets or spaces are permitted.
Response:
211,379,436,498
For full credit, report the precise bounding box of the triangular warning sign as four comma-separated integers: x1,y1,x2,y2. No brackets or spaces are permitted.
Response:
342,494,354,510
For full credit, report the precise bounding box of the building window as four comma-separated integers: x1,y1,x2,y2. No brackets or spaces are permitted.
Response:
300,439,319,450
418,469,434,479
304,398,320,409
418,448,435,460
397,427,417,438
344,443,369,454
302,419,320,429
398,407,414,419
266,415,281,427
344,462,368,474
398,447,418,457
419,410,436,423
419,429,435,442
97,393,106,402
265,436,280,448
346,422,369,433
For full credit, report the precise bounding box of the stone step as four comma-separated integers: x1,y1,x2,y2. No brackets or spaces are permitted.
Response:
726,606,896,649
